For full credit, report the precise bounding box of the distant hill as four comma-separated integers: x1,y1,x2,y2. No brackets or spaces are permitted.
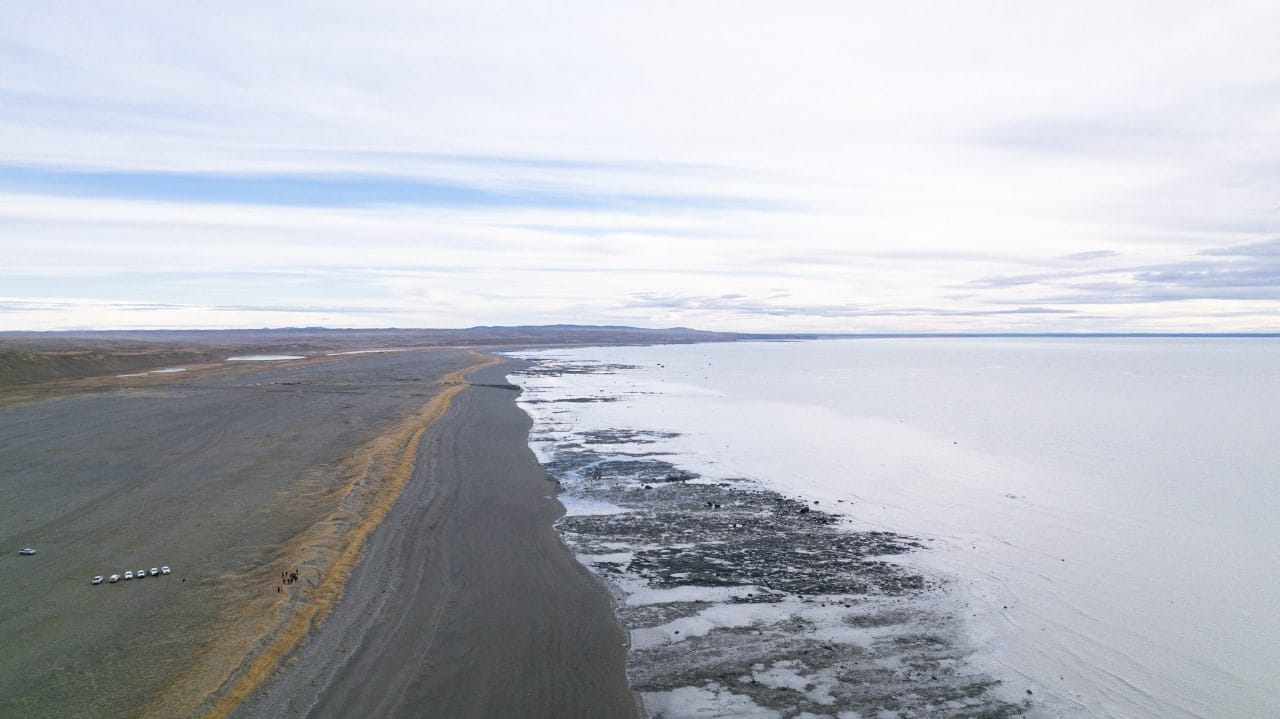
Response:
0,325,745,386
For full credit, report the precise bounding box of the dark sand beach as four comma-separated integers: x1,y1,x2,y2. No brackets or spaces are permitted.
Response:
0,349,473,717
235,361,637,718
0,348,638,719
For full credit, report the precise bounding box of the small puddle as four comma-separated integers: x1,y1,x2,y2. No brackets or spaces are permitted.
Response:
118,367,189,377
324,349,409,356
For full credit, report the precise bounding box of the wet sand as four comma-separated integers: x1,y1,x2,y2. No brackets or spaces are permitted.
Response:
235,360,638,718
0,349,477,718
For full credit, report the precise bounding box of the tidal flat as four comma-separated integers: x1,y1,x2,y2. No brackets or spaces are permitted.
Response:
513,358,1026,719
512,339,1280,718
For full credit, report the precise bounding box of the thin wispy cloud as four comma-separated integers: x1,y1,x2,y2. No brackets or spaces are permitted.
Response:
1060,251,1120,262
1,1,1278,331
0,163,777,211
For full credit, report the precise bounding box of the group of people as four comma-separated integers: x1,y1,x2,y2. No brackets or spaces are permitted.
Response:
277,569,300,593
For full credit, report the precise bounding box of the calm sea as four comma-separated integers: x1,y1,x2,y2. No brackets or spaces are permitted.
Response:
511,338,1280,719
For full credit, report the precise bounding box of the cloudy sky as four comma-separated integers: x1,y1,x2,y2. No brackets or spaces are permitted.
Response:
2,1,1278,332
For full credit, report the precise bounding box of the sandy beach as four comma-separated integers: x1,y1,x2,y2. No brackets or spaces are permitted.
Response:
0,349,639,719
0,348,471,717
235,360,637,718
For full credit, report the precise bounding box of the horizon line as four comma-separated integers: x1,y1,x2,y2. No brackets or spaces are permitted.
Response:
1,326,1278,339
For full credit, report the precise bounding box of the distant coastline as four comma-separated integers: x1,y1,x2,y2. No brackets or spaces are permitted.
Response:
0,325,738,393
4,324,1276,390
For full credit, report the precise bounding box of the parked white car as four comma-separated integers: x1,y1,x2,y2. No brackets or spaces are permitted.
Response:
109,574,120,583
149,567,159,576
136,568,146,578
160,566,171,575
92,575,104,585
124,571,133,580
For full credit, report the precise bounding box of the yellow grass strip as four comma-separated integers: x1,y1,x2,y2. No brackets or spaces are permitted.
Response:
192,352,500,719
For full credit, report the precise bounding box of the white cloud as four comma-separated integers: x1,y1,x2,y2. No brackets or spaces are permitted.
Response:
1,1,1278,331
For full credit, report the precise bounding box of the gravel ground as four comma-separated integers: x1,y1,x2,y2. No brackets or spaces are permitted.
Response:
0,349,471,719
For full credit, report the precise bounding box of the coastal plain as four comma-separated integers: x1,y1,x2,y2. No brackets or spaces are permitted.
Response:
0,349,476,718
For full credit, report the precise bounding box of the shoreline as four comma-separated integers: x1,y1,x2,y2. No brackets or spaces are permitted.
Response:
511,353,1028,718
233,358,639,718
510,339,1280,718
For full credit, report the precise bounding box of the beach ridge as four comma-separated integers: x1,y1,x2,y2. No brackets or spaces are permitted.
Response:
147,351,500,719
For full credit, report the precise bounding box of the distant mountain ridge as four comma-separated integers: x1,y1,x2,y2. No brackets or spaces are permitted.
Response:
0,325,743,386
0,324,734,344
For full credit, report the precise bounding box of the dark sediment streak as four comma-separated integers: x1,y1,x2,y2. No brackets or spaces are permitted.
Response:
236,360,637,719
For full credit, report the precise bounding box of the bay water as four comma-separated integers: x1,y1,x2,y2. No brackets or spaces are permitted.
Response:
511,338,1280,718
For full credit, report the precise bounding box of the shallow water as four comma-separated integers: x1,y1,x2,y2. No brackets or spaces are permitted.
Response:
117,366,188,377
225,354,305,361
511,338,1280,719
324,349,408,356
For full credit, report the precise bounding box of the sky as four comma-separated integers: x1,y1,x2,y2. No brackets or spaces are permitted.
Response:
2,1,1278,332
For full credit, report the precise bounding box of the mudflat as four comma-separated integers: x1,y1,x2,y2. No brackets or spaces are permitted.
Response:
235,360,638,719
0,349,474,718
